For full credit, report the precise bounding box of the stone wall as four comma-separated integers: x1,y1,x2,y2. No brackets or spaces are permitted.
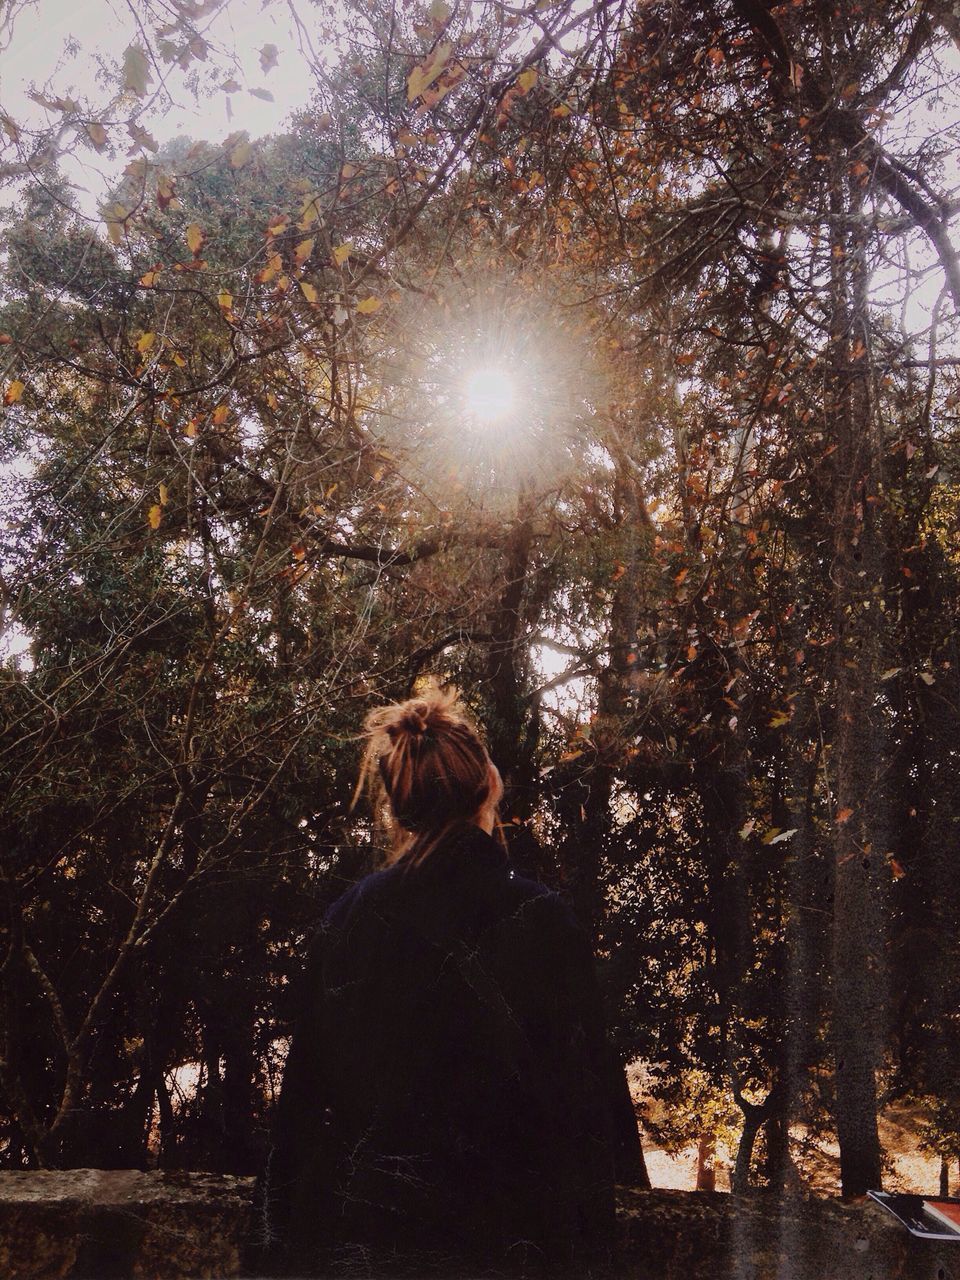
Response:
1,1172,959,1279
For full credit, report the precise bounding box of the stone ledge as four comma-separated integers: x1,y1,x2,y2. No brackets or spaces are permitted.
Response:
1,1172,959,1279
616,1186,960,1280
0,1170,252,1279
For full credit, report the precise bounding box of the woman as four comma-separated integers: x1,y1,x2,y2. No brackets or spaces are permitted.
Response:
254,686,618,1277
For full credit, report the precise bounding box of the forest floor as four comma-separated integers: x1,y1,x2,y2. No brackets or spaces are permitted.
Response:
639,1101,947,1197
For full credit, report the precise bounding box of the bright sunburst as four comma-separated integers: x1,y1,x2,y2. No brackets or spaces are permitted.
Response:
462,365,517,425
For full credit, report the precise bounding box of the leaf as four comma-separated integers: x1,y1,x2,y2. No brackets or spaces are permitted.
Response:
127,121,158,152
157,173,176,208
230,137,253,168
517,67,538,92
429,0,451,20
158,483,169,506
185,419,198,438
879,667,901,682
212,404,229,425
356,295,383,314
407,41,453,101
136,332,156,353
147,504,162,530
249,88,274,102
85,121,108,150
919,671,936,685
256,253,281,285
764,828,798,846
294,237,315,267
139,269,160,287
332,241,352,266
300,281,318,304
769,712,791,728
123,44,152,97
218,290,233,311
836,807,854,825
221,78,241,93
4,379,25,405
186,223,204,256
259,43,279,73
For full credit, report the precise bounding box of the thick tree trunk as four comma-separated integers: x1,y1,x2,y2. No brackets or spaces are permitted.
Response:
828,173,887,1198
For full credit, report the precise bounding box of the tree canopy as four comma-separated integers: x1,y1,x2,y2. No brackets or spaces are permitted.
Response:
1,0,959,1197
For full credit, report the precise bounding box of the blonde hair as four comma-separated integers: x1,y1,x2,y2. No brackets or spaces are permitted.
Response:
352,683,502,866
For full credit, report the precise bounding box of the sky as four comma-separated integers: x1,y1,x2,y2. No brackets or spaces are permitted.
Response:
1,0,326,214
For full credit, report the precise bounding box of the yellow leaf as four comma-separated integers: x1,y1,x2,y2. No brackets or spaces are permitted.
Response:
218,290,233,311
332,242,352,266
185,419,198,438
172,353,187,368
407,41,452,101
301,281,318,304
517,67,538,92
266,391,278,410
356,295,382,315
186,223,203,256
257,252,282,284
139,269,160,287
4,379,25,405
136,332,156,353
294,237,315,267
147,504,162,530
230,137,252,168
212,404,229,425
158,483,169,505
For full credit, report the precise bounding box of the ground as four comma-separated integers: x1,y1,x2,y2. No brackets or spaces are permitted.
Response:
639,1101,950,1195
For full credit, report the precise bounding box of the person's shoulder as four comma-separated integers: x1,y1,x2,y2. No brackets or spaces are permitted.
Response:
497,871,584,938
321,865,401,931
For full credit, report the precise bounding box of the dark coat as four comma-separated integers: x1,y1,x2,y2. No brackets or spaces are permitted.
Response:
253,824,618,1277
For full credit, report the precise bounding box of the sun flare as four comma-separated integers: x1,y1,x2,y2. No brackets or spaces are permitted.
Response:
462,365,517,425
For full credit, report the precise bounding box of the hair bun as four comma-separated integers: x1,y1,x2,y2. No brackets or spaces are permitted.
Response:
399,707,429,736
385,705,430,741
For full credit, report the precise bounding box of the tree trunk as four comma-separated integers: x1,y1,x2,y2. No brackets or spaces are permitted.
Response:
696,1132,716,1192
828,170,887,1198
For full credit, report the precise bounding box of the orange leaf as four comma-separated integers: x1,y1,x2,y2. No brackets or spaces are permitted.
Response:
836,807,854,825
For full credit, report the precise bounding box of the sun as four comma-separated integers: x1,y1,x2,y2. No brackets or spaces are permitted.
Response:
462,365,517,425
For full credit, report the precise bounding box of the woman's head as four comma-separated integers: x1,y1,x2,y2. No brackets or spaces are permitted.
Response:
353,683,503,864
